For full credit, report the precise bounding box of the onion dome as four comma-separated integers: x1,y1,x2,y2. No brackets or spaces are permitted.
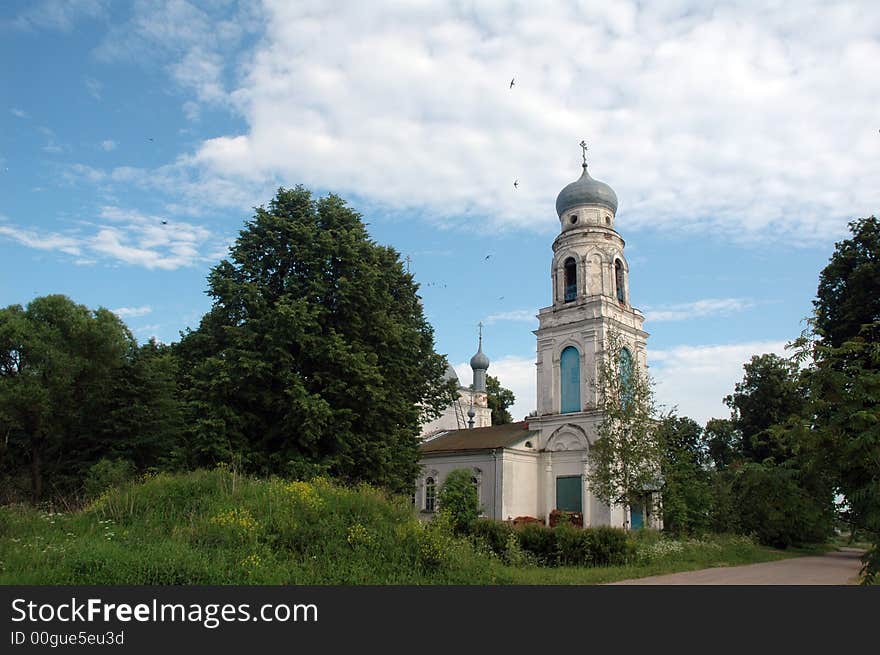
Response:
470,341,489,371
555,163,618,216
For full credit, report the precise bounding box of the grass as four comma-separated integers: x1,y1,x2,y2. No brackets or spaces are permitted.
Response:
0,468,817,585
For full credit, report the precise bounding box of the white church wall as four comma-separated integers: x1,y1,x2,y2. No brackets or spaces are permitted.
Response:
418,453,501,519
500,450,539,520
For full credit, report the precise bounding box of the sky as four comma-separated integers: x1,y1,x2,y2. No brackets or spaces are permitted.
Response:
1,1,878,425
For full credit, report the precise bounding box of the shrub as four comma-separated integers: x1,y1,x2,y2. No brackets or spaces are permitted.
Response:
84,459,135,500
437,469,480,534
555,524,590,566
516,523,557,564
585,526,631,565
471,518,514,557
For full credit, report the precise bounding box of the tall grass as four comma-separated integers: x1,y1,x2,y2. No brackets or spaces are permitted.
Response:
0,469,805,585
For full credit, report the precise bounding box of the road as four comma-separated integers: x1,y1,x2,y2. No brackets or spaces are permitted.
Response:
610,548,865,585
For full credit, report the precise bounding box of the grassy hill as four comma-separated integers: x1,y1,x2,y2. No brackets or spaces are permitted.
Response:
0,468,804,585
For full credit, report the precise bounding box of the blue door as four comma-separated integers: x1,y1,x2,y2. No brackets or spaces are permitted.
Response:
560,346,580,414
630,502,644,529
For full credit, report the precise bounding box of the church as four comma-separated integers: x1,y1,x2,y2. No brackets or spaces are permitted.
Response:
416,148,660,530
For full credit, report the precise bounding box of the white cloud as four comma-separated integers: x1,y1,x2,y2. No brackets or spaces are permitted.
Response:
644,298,755,322
0,225,82,256
484,309,538,324
0,206,225,270
85,77,102,100
10,108,27,118
161,0,880,244
111,305,152,318
454,355,536,423
650,340,790,425
8,0,105,32
101,140,117,151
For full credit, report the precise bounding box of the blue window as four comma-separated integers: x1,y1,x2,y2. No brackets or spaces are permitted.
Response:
560,346,580,414
563,257,577,302
619,347,633,407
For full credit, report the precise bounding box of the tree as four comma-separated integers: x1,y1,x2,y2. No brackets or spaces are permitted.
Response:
0,295,132,502
486,375,515,425
703,418,739,470
724,353,804,463
656,415,713,535
175,186,450,493
437,468,480,533
793,217,880,580
814,216,880,348
587,330,662,529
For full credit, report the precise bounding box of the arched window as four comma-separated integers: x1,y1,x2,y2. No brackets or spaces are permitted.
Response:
560,346,580,414
615,259,625,302
564,257,577,302
425,477,436,512
619,347,633,408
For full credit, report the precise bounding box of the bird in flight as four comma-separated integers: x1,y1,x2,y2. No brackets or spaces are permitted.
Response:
484,254,492,260
147,138,154,142
161,220,168,225
513,179,519,189
509,77,515,89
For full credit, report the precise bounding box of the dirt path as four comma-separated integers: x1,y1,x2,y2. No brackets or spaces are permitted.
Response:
610,548,865,585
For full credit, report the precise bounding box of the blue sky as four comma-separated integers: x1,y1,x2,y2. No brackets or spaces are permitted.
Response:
2,1,878,424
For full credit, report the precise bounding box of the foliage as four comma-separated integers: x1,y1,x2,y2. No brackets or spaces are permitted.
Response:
470,518,514,556
587,330,662,528
0,295,134,502
813,216,880,348
486,375,516,425
83,459,135,500
656,415,714,535
725,462,833,548
174,187,450,493
512,522,631,567
724,354,804,463
703,418,740,470
437,468,480,534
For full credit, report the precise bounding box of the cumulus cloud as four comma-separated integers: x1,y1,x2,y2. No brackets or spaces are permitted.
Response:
162,0,879,244
0,206,224,270
111,305,152,318
644,298,755,322
650,340,790,425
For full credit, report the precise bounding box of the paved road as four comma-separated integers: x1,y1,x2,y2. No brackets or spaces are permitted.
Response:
610,548,865,585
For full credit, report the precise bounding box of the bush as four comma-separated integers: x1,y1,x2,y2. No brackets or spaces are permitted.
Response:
516,523,558,564
555,524,590,566
84,458,135,500
437,469,480,534
471,518,514,557
587,526,632,566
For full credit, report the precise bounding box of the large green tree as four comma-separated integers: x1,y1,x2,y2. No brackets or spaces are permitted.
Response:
724,353,804,463
796,216,880,581
814,216,880,348
486,375,515,425
0,295,132,502
175,186,450,492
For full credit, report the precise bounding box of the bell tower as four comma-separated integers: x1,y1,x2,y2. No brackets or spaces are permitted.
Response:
532,143,648,436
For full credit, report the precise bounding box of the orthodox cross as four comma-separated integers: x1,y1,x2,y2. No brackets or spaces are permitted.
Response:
478,321,483,345
579,140,588,165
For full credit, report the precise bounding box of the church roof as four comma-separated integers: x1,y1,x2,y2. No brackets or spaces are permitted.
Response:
420,421,537,454
555,164,618,216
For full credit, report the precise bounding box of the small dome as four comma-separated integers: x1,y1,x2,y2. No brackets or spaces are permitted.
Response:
555,164,618,216
470,344,489,371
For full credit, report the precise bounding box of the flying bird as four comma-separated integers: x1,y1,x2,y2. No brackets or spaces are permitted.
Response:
484,254,492,260
147,138,154,142
161,220,168,225
509,77,515,89
513,179,519,189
